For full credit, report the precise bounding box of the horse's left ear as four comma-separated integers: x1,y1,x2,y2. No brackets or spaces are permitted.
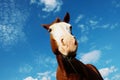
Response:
63,12,70,23
41,24,50,30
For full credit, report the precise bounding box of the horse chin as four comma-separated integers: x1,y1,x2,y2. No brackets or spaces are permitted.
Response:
62,52,76,60
58,44,78,58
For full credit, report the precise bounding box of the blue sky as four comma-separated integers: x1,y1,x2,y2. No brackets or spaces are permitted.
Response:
0,0,120,80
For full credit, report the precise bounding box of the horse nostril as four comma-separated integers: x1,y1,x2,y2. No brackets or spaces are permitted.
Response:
73,36,77,45
61,38,65,46
75,40,77,45
61,38,63,42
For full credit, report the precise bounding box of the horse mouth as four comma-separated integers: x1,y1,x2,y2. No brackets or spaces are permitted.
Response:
64,52,77,59
58,42,78,59
57,36,78,59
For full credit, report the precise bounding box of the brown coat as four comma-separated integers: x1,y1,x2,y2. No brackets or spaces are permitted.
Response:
56,54,103,80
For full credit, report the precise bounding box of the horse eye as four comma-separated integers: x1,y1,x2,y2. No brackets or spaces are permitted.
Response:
48,28,52,32
70,26,72,30
69,26,73,34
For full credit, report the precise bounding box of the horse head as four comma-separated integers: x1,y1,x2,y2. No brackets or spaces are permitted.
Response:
42,13,78,59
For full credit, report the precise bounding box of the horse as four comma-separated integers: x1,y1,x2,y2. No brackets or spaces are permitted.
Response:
42,13,103,80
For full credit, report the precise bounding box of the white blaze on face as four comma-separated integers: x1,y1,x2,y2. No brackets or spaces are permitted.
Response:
50,22,77,56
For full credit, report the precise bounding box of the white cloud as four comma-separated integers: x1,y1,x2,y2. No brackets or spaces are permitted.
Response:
30,0,63,12
75,15,84,23
40,0,63,12
112,0,120,8
37,71,51,76
101,24,110,29
110,23,119,30
24,71,55,80
89,20,98,26
24,76,38,80
35,54,56,68
99,66,117,79
104,77,109,80
78,24,86,33
105,59,112,64
0,24,26,47
79,35,88,43
99,66,117,77
41,77,50,80
0,0,28,48
76,15,119,32
100,44,112,52
19,64,32,73
30,0,37,4
103,45,112,50
80,50,101,63
37,71,51,80
97,23,119,30
111,74,120,80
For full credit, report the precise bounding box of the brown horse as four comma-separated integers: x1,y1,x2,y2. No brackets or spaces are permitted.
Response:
42,13,103,80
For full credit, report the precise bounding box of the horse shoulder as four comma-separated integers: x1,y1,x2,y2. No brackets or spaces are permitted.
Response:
57,68,81,80
86,64,103,80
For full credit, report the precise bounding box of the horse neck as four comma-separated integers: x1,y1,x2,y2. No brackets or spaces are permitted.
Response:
56,54,77,75
56,54,89,77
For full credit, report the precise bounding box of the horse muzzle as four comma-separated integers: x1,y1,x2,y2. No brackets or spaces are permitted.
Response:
58,35,78,57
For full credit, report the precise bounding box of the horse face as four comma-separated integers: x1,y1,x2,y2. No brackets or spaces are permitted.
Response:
42,13,78,58
49,22,78,57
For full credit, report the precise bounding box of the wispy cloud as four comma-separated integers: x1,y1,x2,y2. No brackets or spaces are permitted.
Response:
78,24,86,33
111,74,120,80
0,25,26,47
75,14,84,23
79,35,88,43
37,71,55,80
80,50,101,63
24,71,56,80
110,23,119,30
34,54,57,68
24,76,38,80
112,0,120,8
0,0,29,48
19,64,32,73
24,52,57,80
76,15,119,32
30,0,63,12
76,15,120,45
89,20,98,26
105,59,112,64
102,45,112,50
30,0,37,4
99,66,118,80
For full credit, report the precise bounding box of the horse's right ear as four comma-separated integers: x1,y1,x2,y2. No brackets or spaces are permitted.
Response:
41,24,50,30
63,12,70,23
